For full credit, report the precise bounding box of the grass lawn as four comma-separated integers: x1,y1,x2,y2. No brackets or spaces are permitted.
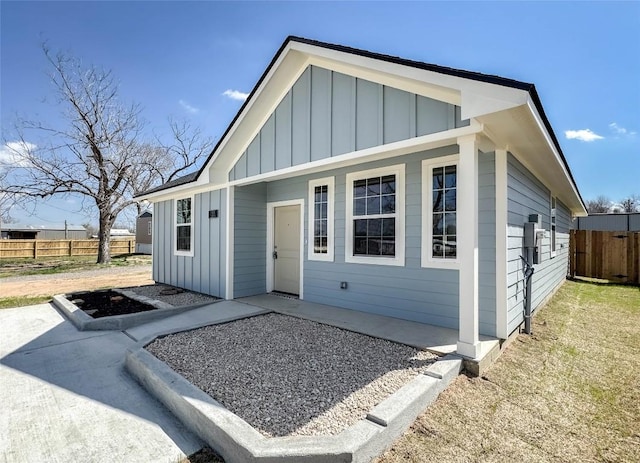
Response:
0,296,52,310
0,254,151,278
375,279,640,463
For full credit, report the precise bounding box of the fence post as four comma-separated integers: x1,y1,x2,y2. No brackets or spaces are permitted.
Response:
69,240,73,256
128,239,132,254
33,241,38,259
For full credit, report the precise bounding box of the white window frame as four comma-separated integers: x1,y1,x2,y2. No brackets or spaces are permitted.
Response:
550,195,557,258
147,220,152,236
421,154,460,269
308,177,334,262
345,164,405,266
174,195,194,257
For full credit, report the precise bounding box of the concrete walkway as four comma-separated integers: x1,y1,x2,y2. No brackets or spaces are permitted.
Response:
238,294,499,358
0,303,203,463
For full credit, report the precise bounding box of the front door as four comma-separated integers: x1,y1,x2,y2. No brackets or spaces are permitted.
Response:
273,205,301,295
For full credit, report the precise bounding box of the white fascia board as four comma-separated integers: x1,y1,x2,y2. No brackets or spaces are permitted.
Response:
525,98,587,216
137,181,229,204
230,123,483,187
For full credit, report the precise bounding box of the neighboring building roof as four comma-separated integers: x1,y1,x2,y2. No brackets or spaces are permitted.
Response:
138,211,153,218
137,36,584,213
110,228,135,236
0,223,86,232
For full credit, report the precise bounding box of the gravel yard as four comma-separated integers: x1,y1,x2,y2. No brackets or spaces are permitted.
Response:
146,313,437,437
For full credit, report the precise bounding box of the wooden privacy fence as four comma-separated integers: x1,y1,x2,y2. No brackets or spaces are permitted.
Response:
570,230,640,284
0,239,135,259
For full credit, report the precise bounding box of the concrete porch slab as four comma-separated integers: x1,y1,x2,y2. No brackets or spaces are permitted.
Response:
237,294,500,373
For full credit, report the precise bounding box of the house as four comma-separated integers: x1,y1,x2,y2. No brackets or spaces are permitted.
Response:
0,223,87,240
137,37,586,358
135,210,153,254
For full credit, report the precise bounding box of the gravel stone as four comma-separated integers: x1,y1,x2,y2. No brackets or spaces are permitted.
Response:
146,313,437,437
123,284,218,307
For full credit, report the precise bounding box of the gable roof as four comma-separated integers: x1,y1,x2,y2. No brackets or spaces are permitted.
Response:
138,36,584,214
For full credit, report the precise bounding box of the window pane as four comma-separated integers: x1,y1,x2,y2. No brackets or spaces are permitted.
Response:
367,177,381,195
433,213,444,235
321,203,327,219
354,179,367,197
366,196,380,215
354,219,367,236
381,195,395,213
432,167,444,190
433,191,443,212
177,226,191,251
445,189,456,211
381,175,396,194
444,235,456,258
354,237,367,255
382,218,395,237
433,235,444,258
314,186,323,203
381,239,395,256
445,165,457,188
314,220,322,236
445,213,456,234
354,198,366,215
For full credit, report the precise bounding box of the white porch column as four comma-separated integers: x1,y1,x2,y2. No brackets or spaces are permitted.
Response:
457,134,481,358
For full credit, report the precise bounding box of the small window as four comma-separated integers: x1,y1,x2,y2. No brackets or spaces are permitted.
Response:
551,196,557,257
422,155,459,268
345,165,405,266
147,221,152,236
308,177,334,261
175,197,193,256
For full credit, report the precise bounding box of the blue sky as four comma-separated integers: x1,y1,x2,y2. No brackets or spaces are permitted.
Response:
1,1,639,226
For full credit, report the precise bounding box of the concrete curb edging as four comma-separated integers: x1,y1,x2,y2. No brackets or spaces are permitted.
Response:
52,294,215,331
125,342,463,463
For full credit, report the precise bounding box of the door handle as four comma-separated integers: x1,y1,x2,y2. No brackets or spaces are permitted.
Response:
273,250,278,259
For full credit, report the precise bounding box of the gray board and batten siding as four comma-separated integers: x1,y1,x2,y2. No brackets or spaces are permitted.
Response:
506,154,571,335
153,189,227,298
229,65,470,181
233,145,499,337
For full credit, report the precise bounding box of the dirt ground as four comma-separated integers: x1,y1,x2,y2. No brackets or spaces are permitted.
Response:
0,266,153,297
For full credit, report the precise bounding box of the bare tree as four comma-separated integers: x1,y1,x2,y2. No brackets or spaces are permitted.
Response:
619,195,640,213
2,46,211,262
585,195,612,214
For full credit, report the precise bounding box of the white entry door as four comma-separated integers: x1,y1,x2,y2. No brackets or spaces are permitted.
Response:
273,205,301,295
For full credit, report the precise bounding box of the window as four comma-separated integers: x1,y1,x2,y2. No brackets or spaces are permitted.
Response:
422,155,459,268
550,196,557,257
175,196,194,256
345,164,405,266
308,177,334,261
147,221,152,236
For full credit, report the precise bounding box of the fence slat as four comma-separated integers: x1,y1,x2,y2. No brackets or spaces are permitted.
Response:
0,239,135,259
570,229,640,284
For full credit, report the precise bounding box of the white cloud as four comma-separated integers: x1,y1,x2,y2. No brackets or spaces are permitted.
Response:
609,122,636,137
222,89,249,101
178,99,199,114
0,141,36,167
564,129,604,142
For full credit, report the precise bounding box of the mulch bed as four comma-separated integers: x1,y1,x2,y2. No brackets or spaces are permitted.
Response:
68,289,157,318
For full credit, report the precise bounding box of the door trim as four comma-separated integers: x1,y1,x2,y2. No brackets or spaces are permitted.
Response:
266,199,305,299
